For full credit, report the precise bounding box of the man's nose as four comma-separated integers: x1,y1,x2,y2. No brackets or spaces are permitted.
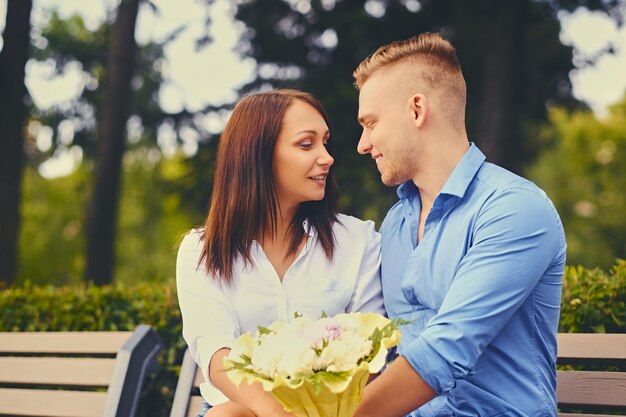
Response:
357,131,372,155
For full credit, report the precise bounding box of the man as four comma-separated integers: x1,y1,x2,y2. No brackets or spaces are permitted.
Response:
353,33,566,416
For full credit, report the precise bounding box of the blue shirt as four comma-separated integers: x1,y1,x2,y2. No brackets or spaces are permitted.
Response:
381,144,566,417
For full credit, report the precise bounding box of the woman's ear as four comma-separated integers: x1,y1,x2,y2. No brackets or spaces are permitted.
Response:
409,94,427,128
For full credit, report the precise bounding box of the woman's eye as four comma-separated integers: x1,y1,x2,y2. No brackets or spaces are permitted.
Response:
299,142,313,149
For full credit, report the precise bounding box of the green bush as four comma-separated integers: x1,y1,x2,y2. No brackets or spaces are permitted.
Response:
0,280,184,417
527,96,626,270
559,259,626,333
1,261,625,416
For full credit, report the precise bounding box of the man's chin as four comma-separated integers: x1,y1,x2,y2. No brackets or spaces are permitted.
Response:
381,175,402,187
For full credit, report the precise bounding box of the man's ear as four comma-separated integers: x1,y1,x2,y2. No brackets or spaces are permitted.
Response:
409,94,427,128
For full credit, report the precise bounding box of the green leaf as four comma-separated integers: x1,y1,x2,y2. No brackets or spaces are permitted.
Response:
257,326,272,335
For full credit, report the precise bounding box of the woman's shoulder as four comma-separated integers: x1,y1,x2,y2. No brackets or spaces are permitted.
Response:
333,213,378,239
177,228,205,258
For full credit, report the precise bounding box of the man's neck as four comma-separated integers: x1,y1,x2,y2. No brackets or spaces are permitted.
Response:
413,140,470,207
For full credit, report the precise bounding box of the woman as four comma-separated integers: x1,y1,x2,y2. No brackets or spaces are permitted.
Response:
176,89,384,417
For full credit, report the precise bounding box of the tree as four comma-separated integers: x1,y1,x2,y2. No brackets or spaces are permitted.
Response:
527,95,626,269
230,0,621,221
85,0,142,285
0,0,33,284
28,4,204,285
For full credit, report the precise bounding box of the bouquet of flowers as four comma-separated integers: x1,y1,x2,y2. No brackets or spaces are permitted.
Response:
224,312,404,417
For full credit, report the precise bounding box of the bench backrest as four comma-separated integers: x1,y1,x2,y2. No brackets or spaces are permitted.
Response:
170,333,626,417
169,349,205,417
0,325,161,417
556,333,626,417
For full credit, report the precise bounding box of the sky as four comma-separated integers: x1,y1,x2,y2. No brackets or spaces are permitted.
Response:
1,0,625,177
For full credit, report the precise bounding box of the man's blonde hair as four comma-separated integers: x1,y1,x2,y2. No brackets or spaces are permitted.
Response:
353,32,467,131
353,32,462,88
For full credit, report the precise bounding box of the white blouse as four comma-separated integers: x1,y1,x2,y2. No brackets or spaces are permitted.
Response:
176,214,385,405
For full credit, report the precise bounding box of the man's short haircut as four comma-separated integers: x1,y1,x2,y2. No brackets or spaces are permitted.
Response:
353,32,462,88
353,32,467,130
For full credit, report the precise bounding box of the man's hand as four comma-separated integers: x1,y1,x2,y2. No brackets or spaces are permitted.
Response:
353,356,437,417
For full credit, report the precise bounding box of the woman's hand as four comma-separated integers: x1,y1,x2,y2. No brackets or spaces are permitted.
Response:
208,349,297,417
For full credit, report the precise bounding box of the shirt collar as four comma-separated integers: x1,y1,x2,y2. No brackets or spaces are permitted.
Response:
395,143,485,201
439,142,485,199
397,180,419,201
252,219,316,250
301,219,316,238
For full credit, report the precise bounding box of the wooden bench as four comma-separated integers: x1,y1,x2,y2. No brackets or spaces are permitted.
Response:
0,325,162,417
169,348,204,417
557,333,626,417
169,333,626,417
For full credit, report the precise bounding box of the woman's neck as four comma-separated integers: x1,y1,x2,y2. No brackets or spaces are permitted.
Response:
259,205,305,281
261,204,297,245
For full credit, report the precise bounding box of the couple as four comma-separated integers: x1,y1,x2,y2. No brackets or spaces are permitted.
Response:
176,33,566,417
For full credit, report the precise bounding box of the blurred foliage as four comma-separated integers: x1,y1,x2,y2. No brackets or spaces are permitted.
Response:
1,260,625,415
527,94,626,269
28,10,171,160
559,260,626,333
17,152,201,285
0,280,184,417
18,163,89,285
230,0,600,221
7,1,626,284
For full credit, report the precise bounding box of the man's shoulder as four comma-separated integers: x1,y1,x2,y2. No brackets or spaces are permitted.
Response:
470,162,560,212
476,162,541,193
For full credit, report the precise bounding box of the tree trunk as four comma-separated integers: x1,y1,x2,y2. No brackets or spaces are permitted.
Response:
85,0,140,285
0,0,33,285
477,0,527,173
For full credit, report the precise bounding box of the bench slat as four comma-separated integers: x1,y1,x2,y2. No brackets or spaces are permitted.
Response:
0,332,132,354
193,368,203,388
557,333,626,364
185,396,206,417
0,387,107,417
0,357,116,386
557,370,626,408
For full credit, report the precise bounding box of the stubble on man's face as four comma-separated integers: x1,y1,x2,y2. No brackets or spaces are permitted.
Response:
379,129,414,187
360,67,419,187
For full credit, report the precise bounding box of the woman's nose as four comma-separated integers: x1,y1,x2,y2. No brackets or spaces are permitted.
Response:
318,146,334,166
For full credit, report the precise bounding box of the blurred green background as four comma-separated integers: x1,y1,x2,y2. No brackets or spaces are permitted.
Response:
1,1,626,415
1,0,625,286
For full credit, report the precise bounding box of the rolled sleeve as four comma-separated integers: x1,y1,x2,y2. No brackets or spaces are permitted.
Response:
403,337,456,393
176,232,240,384
403,188,563,393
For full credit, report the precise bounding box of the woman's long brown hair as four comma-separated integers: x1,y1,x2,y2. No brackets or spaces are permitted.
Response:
199,89,339,284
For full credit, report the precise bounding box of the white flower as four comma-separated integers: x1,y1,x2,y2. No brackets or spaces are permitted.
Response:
276,337,317,378
227,312,400,384
320,333,372,372
298,317,343,348
251,333,281,378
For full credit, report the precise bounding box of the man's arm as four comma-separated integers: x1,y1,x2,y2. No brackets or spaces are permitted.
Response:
356,188,565,416
354,356,436,417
